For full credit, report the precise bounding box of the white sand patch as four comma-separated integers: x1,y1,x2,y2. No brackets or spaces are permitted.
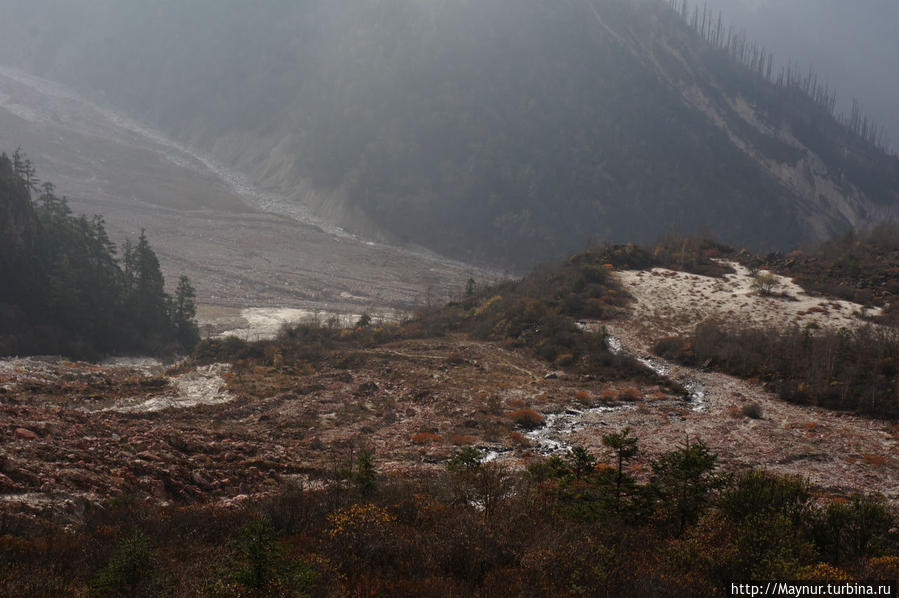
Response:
100,357,165,375
108,364,233,413
0,357,62,387
616,260,880,337
219,307,404,341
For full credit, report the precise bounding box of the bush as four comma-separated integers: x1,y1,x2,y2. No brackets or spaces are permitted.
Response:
232,515,282,591
411,432,441,445
352,450,378,498
231,514,317,596
90,531,155,596
508,409,545,430
3,453,898,596
741,403,763,419
446,446,483,472
719,470,809,523
752,271,780,295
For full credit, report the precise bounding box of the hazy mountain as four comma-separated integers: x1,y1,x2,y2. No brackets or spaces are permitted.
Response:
707,0,899,149
0,0,897,266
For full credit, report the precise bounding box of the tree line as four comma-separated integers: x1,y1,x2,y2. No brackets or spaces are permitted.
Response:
666,0,893,153
0,150,199,358
654,320,899,419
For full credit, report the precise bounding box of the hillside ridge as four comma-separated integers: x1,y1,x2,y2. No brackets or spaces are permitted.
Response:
1,0,898,265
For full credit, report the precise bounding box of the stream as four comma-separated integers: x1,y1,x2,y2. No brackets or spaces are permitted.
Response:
483,330,709,461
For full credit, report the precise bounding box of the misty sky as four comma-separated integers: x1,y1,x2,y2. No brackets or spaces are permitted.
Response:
707,0,899,148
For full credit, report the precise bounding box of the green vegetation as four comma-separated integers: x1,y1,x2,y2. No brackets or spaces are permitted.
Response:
602,427,639,511
0,151,199,358
90,532,156,596
2,439,894,597
228,515,316,597
751,270,780,295
410,246,635,370
351,450,378,498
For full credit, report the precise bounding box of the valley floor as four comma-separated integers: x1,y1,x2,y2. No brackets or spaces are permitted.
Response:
1,260,896,530
0,66,496,315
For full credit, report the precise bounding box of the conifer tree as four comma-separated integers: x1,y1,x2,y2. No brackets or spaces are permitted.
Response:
172,275,200,349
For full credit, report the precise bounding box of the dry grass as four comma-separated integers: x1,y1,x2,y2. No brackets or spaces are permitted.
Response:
448,434,476,446
861,454,887,468
507,409,545,430
618,387,641,402
410,432,441,445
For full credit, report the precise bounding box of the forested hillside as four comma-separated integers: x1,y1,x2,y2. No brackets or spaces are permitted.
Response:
1,0,898,265
708,0,899,148
0,151,198,358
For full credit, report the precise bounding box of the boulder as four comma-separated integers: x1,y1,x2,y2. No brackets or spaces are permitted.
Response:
14,428,38,440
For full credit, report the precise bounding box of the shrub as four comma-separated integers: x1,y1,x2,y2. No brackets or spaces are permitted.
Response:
599,389,618,402
555,353,575,367
449,434,477,446
90,531,155,596
446,351,466,365
232,515,282,592
650,438,727,535
741,403,763,419
446,447,483,472
719,470,809,523
474,296,504,317
508,431,530,447
752,271,780,295
508,409,545,430
411,432,441,445
579,264,610,285
813,494,895,565
618,387,641,401
655,320,899,419
353,450,378,497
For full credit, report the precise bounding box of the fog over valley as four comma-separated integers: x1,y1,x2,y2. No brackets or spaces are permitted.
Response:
2,0,898,278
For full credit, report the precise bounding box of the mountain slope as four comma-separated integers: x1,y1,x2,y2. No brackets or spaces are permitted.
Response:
708,0,899,148
0,0,897,266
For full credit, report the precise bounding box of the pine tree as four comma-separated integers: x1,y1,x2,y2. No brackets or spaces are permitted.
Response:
172,275,200,350
602,427,639,511
129,229,169,335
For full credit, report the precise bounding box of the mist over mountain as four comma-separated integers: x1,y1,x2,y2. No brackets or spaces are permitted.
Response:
0,0,897,266
708,0,899,149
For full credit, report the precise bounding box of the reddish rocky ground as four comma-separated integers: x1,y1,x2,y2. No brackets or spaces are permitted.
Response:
2,336,896,533
0,336,681,527
2,262,897,529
